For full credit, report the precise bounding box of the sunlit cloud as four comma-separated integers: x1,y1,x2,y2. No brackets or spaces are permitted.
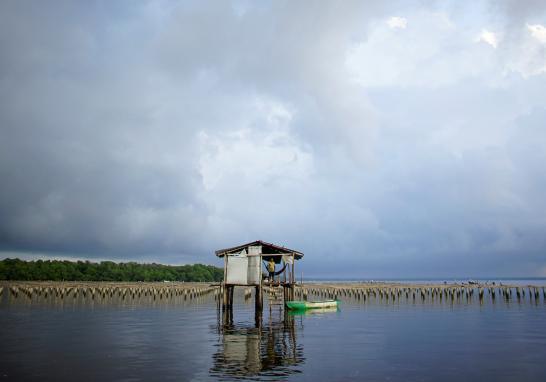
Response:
527,23,546,43
477,29,499,48
386,16,407,29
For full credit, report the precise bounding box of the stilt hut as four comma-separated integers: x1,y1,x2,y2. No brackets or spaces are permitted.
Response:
215,240,304,312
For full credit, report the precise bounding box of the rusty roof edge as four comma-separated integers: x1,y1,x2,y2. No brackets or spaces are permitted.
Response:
215,240,304,257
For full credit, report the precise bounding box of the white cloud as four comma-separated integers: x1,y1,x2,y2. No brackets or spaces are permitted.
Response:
346,11,495,88
477,29,499,48
503,24,546,78
198,97,313,192
386,16,407,29
527,23,546,43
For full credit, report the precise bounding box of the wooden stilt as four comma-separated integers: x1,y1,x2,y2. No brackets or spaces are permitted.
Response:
228,286,234,308
255,285,263,312
290,285,295,301
222,284,228,310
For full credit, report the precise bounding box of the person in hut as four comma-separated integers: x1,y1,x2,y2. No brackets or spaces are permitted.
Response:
267,258,275,283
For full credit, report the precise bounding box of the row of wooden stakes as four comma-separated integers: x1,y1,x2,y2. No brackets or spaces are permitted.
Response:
295,285,546,304
2,284,218,301
2,283,545,305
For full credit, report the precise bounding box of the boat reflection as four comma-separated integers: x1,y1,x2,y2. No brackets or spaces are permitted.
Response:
210,311,304,379
287,306,339,316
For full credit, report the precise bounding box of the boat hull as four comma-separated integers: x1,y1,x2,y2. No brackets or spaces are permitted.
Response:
285,300,339,310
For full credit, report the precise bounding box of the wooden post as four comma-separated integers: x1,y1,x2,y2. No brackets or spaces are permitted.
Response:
255,285,263,312
222,284,228,310
291,253,295,284
222,255,228,310
255,254,263,313
291,253,295,300
228,285,234,308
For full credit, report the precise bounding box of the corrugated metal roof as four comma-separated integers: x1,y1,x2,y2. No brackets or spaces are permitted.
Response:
215,240,304,259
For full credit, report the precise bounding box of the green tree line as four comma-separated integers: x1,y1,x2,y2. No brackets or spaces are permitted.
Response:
0,258,223,282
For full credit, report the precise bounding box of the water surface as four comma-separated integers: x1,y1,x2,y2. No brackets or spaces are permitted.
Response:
1,287,545,381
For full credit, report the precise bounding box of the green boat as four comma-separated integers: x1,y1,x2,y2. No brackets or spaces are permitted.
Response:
285,299,339,310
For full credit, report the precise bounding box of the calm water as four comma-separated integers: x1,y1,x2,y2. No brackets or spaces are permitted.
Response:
1,287,546,381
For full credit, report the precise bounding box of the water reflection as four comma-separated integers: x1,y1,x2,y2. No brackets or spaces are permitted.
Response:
288,307,339,316
210,310,304,380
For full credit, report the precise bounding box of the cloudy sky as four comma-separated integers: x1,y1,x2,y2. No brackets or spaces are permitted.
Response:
1,0,546,278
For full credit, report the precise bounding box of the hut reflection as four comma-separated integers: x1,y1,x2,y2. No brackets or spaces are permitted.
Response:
210,311,304,379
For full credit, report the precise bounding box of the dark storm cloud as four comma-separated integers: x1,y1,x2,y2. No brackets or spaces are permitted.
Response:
1,1,546,276
0,1,207,258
